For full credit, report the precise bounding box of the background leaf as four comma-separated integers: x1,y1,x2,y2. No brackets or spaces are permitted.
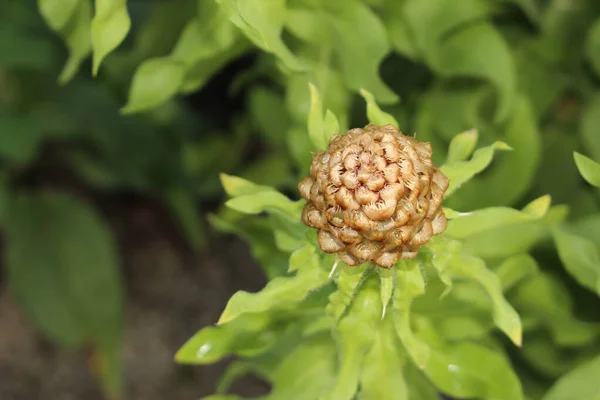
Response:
574,152,600,187
4,191,124,396
543,354,600,400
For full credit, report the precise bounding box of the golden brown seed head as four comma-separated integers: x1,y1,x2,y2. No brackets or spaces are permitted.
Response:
299,124,449,268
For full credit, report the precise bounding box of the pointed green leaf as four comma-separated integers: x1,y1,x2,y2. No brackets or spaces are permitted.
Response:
522,194,552,218
225,191,299,216
377,268,394,319
121,57,185,114
91,0,131,75
441,141,511,198
58,0,92,83
360,88,399,128
461,205,567,259
218,261,328,324
308,82,327,150
176,312,276,364
393,263,430,368
553,227,600,295
543,354,600,400
220,173,275,197
446,129,478,163
323,110,341,140
574,152,600,188
445,203,545,239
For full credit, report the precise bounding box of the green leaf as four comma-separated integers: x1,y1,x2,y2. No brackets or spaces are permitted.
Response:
441,141,511,198
323,110,341,140
91,0,131,75
581,93,600,161
393,263,430,368
359,88,400,127
377,268,394,319
553,227,600,295
445,198,548,239
220,173,276,197
522,194,552,218
428,238,522,346
512,273,600,347
425,342,523,400
321,0,397,103
225,191,300,217
176,312,277,364
543,354,600,400
218,260,328,324
289,243,318,273
462,205,568,259
574,152,600,188
121,57,185,114
434,22,515,121
0,113,45,163
446,129,478,163
308,82,327,150
360,319,408,400
453,253,522,346
4,191,123,393
447,95,541,209
494,254,539,291
324,278,380,400
586,18,600,78
264,334,338,400
58,0,93,83
38,0,79,31
217,0,305,72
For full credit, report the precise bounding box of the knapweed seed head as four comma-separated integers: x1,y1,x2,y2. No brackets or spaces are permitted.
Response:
299,124,449,268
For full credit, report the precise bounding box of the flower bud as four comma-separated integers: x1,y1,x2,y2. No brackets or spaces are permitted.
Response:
299,124,449,268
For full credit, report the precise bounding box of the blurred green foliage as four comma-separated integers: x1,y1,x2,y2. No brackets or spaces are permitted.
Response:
0,0,599,398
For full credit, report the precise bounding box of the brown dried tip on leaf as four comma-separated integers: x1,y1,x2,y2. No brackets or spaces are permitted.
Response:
299,124,449,268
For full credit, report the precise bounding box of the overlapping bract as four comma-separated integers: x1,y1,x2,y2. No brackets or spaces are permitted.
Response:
299,124,448,268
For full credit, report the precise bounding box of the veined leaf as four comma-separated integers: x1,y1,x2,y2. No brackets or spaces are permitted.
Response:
218,259,328,324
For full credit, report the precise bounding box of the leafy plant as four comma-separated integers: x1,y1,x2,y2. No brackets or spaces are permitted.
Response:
3,0,599,398
176,93,557,400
